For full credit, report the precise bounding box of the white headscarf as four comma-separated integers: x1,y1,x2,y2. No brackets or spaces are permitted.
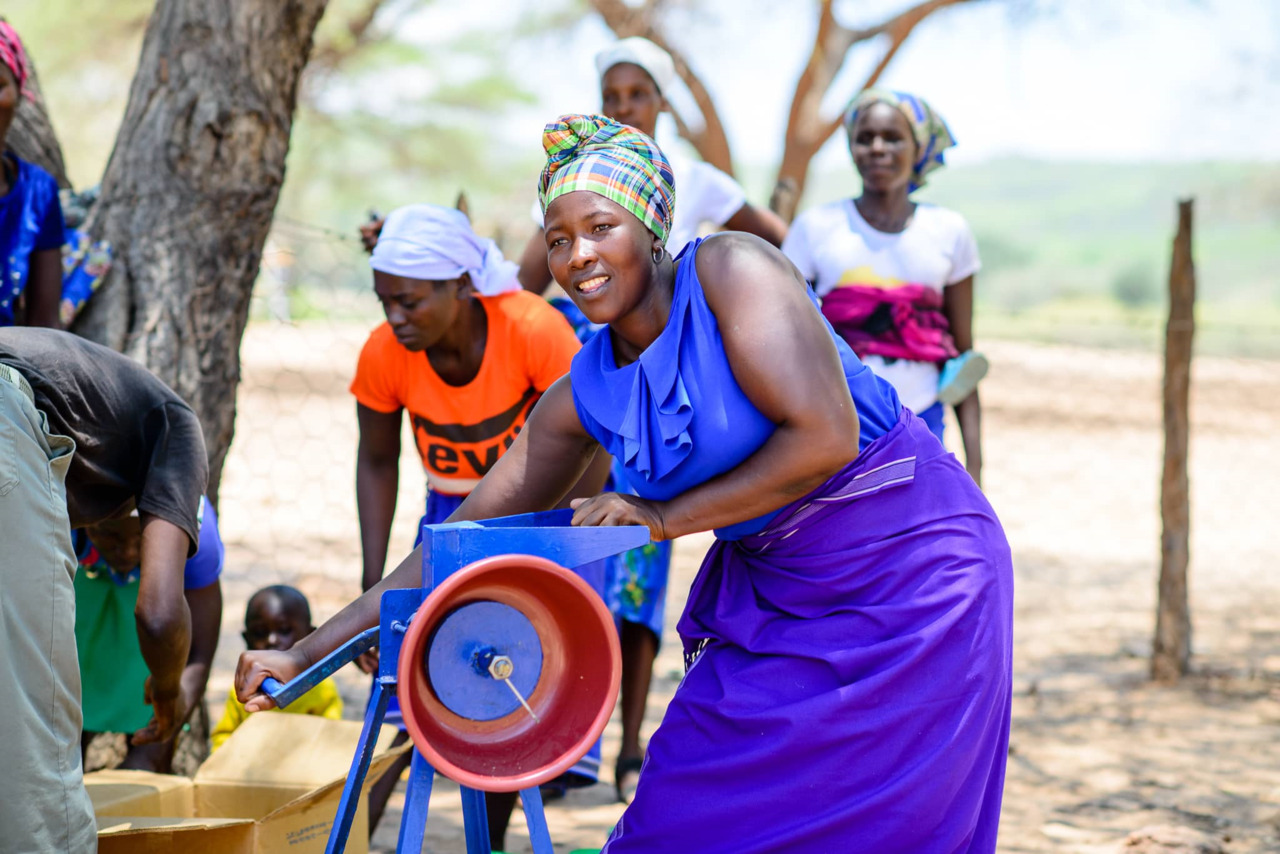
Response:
594,36,675,97
369,204,521,296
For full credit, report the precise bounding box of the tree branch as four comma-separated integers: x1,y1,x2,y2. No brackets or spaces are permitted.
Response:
771,0,975,221
813,23,913,155
308,0,392,72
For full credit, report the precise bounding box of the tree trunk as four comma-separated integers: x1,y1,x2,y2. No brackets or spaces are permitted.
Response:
1151,198,1196,683
6,54,70,188
74,0,329,506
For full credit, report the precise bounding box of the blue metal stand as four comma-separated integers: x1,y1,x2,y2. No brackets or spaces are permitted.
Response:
261,509,648,853
396,749,435,854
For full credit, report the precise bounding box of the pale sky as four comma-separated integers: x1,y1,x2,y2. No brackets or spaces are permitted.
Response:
401,0,1280,170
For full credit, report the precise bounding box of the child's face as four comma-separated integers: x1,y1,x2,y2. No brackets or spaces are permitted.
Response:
242,596,312,652
83,514,143,573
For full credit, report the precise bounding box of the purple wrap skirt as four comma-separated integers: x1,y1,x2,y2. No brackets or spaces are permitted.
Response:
603,409,1013,853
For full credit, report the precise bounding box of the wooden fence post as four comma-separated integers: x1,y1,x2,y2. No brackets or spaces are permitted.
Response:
1152,198,1196,682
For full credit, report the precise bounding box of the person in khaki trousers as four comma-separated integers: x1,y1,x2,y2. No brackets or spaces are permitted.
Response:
0,328,208,854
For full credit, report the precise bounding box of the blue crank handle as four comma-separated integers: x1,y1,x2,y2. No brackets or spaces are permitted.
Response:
258,626,381,708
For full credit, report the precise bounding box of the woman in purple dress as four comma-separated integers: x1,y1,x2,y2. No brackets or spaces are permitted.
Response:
237,115,1013,853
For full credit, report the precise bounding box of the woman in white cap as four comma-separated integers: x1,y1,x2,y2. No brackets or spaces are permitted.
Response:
353,204,581,587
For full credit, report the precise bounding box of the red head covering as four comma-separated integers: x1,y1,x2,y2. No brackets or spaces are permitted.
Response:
0,20,34,100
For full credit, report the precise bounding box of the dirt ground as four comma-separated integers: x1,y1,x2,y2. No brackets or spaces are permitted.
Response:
181,324,1280,852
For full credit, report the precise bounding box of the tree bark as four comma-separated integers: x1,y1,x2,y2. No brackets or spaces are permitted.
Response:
6,54,70,188
1152,198,1196,683
588,0,736,175
74,0,330,506
771,0,973,222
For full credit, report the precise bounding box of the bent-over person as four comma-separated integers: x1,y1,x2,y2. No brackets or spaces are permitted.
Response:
0,327,208,854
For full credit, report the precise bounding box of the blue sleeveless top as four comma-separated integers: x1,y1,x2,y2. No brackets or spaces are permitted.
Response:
571,238,902,540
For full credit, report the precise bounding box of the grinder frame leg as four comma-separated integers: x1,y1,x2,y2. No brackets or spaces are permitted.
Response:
325,677,392,854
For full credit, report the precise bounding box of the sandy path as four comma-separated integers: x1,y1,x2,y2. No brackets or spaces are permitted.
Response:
203,324,1280,853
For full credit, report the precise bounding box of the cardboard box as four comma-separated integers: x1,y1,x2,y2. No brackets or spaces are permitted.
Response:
87,712,407,854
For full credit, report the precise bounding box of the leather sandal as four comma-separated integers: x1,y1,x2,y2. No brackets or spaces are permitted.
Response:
614,755,644,804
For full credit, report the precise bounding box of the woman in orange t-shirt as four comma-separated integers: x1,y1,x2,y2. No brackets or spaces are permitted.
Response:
349,203,604,837
350,204,587,590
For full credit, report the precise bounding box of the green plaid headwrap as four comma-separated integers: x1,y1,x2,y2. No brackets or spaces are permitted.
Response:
538,114,675,243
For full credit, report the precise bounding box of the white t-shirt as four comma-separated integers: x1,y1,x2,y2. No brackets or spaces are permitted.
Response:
664,151,746,252
533,149,746,256
782,199,980,413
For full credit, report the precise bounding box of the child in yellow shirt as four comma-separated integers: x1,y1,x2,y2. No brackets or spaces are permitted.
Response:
211,585,342,750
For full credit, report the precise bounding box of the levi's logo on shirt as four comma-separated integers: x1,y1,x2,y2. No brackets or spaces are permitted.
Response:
410,387,540,479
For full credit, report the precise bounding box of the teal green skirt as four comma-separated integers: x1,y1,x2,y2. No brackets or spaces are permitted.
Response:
73,569,153,734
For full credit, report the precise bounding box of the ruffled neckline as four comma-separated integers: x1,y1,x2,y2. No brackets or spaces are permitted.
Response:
574,239,703,481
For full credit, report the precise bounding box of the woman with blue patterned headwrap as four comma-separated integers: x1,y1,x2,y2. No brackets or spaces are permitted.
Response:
783,87,989,485
236,113,1013,854
847,88,956,193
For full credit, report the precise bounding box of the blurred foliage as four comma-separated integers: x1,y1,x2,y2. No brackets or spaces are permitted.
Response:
3,1,154,68
1110,261,1159,310
973,233,1034,275
4,0,551,260
274,0,579,292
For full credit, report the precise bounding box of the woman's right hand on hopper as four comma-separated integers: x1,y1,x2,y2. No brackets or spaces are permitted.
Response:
235,648,309,712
